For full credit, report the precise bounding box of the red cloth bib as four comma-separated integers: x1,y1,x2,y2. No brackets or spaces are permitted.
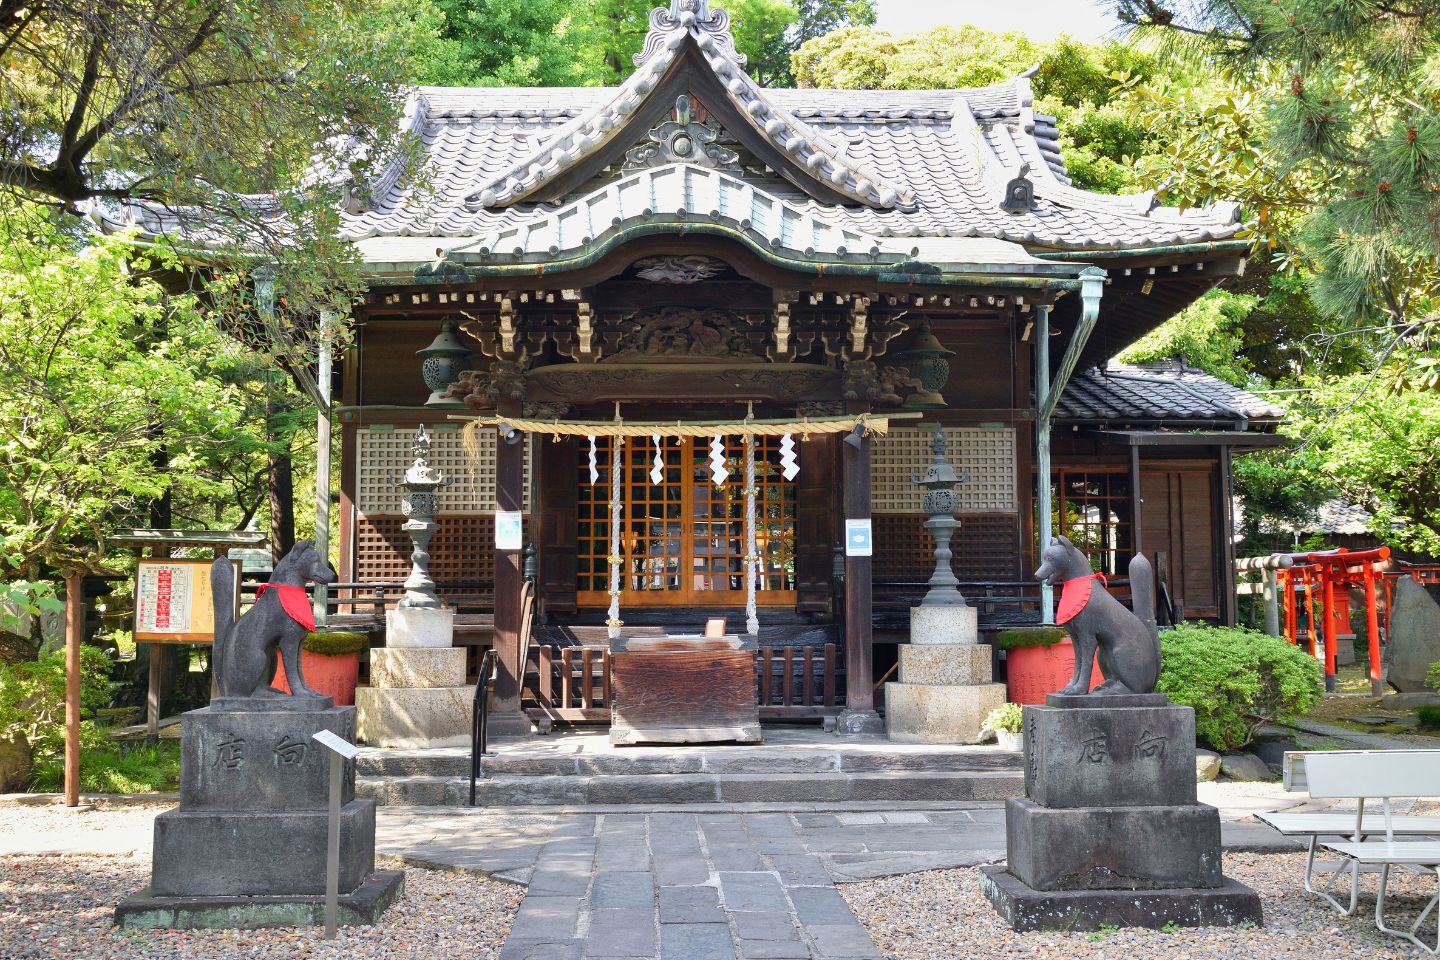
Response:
257,583,316,632
1056,573,1107,625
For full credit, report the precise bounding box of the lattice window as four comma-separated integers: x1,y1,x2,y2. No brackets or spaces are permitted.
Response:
354,515,527,590
355,427,531,516
873,514,1019,581
1050,468,1132,578
872,427,1016,514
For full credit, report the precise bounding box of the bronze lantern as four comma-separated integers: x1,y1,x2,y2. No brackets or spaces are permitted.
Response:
895,321,955,409
417,320,475,408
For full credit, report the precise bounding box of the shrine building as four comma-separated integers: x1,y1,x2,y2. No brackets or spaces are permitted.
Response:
106,0,1285,732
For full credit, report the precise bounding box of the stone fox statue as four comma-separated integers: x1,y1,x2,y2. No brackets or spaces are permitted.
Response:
1033,535,1161,696
212,540,337,700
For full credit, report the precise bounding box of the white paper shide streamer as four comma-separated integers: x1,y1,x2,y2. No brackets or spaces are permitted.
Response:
743,433,759,636
709,434,728,486
587,434,599,485
650,434,664,485
779,432,798,481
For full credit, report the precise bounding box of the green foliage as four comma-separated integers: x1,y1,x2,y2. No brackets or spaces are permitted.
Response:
0,645,111,768
0,580,63,638
1119,289,1256,384
996,627,1068,651
1418,705,1440,733
792,27,1165,193
1425,661,1440,694
981,702,1024,733
1231,448,1334,554
1156,624,1323,752
302,631,371,656
31,737,182,794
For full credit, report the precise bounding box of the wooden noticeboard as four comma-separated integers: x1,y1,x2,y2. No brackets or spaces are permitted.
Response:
134,559,239,644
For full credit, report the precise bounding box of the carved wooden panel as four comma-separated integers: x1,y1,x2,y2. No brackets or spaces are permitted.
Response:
356,427,531,516
873,514,1019,581
871,427,1016,514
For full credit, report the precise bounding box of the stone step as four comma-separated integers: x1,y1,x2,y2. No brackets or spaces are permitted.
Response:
355,746,1021,779
356,770,1024,806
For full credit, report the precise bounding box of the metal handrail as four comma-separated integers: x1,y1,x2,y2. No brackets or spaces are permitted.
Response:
469,648,500,806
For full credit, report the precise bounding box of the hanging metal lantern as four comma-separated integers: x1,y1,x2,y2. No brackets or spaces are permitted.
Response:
894,321,955,409
417,320,475,408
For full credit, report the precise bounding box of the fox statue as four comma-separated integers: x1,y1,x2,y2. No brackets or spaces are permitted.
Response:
212,540,337,700
1033,535,1161,697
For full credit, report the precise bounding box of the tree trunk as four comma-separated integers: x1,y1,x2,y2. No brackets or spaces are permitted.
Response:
266,396,296,564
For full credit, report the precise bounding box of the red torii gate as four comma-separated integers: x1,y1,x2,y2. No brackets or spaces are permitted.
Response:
1278,546,1389,696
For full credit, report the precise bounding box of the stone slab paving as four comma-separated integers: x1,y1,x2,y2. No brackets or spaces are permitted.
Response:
498,811,886,960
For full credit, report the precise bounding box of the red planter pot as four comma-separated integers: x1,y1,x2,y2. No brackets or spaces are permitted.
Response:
1004,638,1103,705
272,650,360,706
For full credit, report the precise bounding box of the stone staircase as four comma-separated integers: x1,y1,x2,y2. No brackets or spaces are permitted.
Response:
355,742,1024,807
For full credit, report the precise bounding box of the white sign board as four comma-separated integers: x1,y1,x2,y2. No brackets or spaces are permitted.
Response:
495,510,523,551
134,559,238,642
844,519,873,557
311,728,360,761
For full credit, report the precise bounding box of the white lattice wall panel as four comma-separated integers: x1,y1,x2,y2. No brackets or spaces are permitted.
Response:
872,427,1016,514
356,427,531,516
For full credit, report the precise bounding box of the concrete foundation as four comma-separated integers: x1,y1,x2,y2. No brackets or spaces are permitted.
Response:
1023,702,1198,808
384,607,455,648
355,685,476,748
178,705,356,812
898,644,993,686
116,870,405,930
981,867,1263,932
884,681,1007,744
909,604,978,644
369,646,467,688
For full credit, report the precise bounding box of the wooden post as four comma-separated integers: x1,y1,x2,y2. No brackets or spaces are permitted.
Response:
838,411,878,732
1363,560,1382,697
63,569,83,807
1322,572,1338,693
1262,569,1281,637
492,398,525,718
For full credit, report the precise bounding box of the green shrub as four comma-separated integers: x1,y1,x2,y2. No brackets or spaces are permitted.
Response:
996,627,1068,651
0,645,112,768
1419,705,1440,732
301,631,369,655
981,702,1025,733
1426,661,1440,693
1157,624,1323,753
31,736,181,793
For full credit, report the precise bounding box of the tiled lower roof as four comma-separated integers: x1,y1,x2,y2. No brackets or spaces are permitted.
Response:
1057,362,1285,426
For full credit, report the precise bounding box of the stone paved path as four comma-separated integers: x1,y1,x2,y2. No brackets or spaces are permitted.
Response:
500,811,906,960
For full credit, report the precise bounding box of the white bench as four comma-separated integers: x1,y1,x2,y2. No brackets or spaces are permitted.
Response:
1324,841,1440,954
1256,750,1440,917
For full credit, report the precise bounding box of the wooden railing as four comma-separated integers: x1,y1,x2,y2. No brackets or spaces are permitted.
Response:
523,641,843,729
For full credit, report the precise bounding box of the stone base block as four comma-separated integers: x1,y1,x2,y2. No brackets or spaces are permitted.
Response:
981,865,1262,932
1024,702,1198,807
898,643,993,685
150,800,375,897
369,647,466,688
1005,797,1222,891
355,685,475,748
385,607,455,648
884,682,1007,744
179,705,355,812
115,869,404,929
910,604,978,645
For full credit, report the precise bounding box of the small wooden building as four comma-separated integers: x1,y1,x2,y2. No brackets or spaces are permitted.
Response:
113,1,1287,731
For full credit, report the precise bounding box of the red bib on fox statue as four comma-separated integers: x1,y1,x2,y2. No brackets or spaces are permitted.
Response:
1056,573,1107,626
256,583,316,632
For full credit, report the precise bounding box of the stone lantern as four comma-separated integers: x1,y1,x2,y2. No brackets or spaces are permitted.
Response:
894,322,955,409
911,425,969,608
418,320,475,408
397,426,445,610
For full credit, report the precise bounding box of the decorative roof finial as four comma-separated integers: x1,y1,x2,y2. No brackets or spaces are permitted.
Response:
1000,162,1036,213
634,0,745,69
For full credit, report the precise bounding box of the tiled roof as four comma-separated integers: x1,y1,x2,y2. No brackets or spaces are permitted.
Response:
89,0,1243,269
1056,362,1285,425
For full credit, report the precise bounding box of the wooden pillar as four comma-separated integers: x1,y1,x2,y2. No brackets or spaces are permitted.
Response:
63,569,83,807
839,409,879,732
492,398,525,716
1218,446,1238,627
1128,445,1143,559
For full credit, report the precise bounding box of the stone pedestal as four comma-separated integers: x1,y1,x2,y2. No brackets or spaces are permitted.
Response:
358,611,473,747
115,704,402,929
885,605,1005,744
982,697,1262,931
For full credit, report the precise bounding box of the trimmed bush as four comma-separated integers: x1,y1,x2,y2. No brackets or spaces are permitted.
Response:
1418,705,1440,732
1157,624,1323,753
996,627,1068,651
301,631,370,656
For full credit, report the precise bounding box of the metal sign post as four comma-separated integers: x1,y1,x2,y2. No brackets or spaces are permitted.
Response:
311,729,359,938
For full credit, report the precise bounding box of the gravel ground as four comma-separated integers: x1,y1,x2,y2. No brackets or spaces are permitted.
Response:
842,851,1430,959
0,853,523,959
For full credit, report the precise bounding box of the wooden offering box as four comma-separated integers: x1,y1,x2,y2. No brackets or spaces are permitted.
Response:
609,635,762,746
